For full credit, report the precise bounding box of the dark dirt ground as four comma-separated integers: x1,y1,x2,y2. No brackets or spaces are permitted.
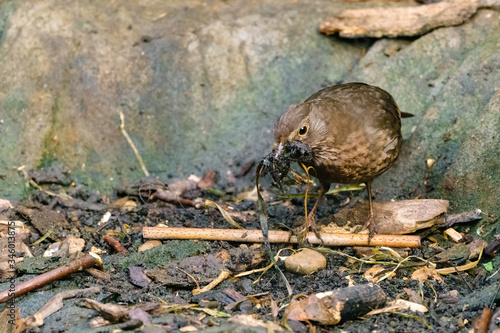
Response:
0,167,499,333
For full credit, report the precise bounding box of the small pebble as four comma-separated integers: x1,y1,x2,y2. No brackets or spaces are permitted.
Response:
284,248,326,274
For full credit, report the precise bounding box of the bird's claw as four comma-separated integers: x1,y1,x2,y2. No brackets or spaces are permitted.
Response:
291,214,324,246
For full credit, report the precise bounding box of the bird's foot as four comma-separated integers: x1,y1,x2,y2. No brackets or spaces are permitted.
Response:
292,214,324,246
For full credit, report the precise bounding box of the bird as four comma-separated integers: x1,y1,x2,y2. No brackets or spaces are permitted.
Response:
273,82,405,237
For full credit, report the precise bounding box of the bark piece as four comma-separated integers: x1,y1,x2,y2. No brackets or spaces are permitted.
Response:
0,227,31,280
432,242,470,264
80,298,130,323
485,237,500,257
319,0,498,38
0,307,20,333
444,209,482,227
0,199,13,212
197,170,217,190
326,199,449,235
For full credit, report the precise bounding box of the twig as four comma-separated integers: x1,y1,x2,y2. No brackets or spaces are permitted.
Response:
143,227,420,248
444,209,482,227
192,269,231,295
85,267,111,281
103,235,129,253
119,110,149,177
0,253,102,304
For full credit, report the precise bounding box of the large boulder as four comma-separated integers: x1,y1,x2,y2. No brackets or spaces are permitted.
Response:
0,0,499,222
348,9,500,217
0,0,364,197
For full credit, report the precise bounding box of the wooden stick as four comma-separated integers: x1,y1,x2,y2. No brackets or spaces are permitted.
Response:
142,227,420,248
0,253,101,304
103,235,129,254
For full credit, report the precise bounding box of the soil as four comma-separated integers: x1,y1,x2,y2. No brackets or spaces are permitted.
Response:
0,174,497,333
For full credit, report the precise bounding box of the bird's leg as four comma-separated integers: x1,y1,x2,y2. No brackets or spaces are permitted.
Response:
363,180,377,239
296,183,328,244
306,185,326,231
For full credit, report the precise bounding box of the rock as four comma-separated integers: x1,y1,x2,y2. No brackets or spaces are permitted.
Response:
0,0,498,239
284,248,326,275
346,9,500,226
0,0,361,198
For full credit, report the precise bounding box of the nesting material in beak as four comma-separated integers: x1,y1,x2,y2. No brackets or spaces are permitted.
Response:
261,141,313,189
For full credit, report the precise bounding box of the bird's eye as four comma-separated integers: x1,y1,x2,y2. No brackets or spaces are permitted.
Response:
298,126,308,137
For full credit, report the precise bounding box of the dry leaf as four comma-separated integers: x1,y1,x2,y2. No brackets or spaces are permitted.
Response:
205,200,243,229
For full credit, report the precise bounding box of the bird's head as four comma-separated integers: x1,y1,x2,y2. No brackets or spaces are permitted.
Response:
272,100,328,163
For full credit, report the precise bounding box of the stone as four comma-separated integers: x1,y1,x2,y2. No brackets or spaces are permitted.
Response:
284,248,326,275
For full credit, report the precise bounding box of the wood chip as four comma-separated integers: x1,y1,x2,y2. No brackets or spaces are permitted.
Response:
444,228,463,242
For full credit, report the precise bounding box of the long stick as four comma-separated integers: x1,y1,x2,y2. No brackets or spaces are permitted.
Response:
0,253,101,304
143,227,420,248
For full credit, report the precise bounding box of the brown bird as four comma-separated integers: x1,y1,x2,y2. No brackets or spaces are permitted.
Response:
273,82,404,236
